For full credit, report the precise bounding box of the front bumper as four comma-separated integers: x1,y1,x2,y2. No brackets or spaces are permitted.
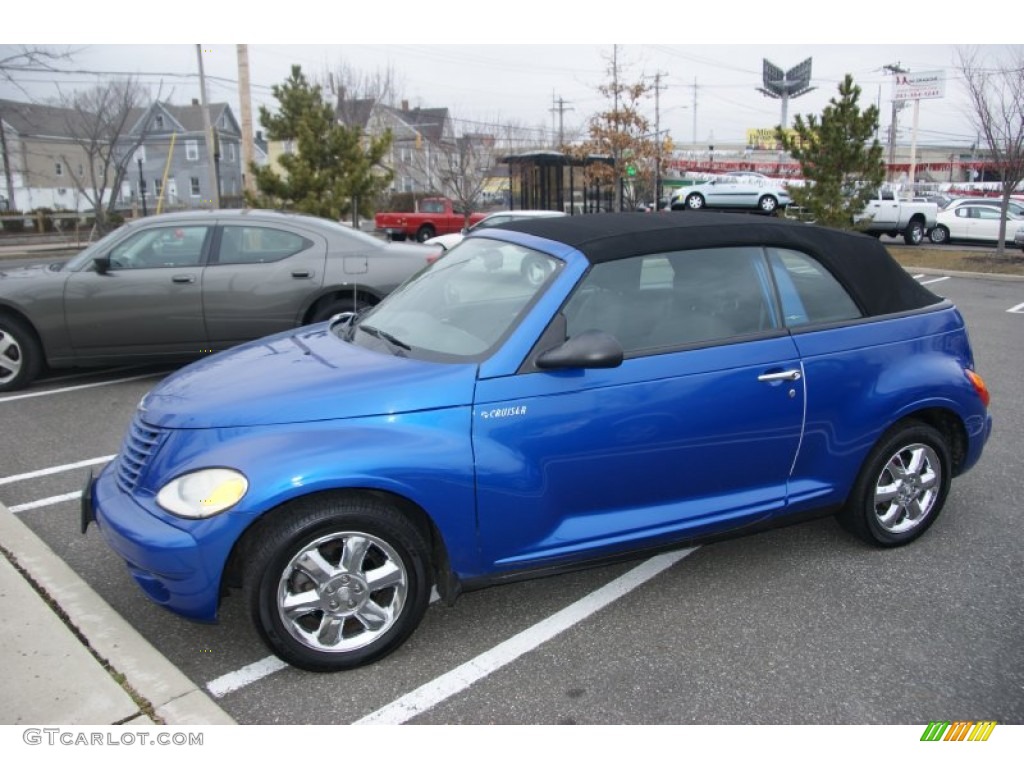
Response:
83,465,222,621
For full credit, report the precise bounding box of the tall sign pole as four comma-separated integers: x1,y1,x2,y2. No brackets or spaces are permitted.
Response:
891,70,945,190
756,58,815,163
196,44,220,209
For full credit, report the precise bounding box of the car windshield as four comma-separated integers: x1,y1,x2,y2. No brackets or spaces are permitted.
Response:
346,237,561,361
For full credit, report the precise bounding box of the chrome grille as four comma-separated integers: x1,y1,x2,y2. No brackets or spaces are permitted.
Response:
115,415,165,493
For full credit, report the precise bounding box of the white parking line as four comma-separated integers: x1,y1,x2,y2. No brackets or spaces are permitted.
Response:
919,276,951,286
0,372,161,404
356,548,696,725
1008,302,1024,314
206,656,290,699
10,491,82,513
0,455,115,487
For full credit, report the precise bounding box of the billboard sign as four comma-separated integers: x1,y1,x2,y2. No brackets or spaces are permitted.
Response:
893,70,946,101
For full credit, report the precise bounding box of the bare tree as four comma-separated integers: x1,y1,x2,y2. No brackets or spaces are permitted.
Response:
958,46,1024,258
55,78,153,232
421,134,500,225
0,46,78,97
568,45,657,211
325,60,404,122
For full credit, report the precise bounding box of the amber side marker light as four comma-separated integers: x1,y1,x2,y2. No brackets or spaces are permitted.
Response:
966,370,990,408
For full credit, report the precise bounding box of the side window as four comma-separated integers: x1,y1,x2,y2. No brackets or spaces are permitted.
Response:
562,247,776,354
215,226,311,265
107,226,210,270
767,248,862,327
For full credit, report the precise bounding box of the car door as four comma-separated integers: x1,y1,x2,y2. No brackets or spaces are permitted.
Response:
472,247,805,571
201,222,327,344
969,206,1004,241
63,223,210,357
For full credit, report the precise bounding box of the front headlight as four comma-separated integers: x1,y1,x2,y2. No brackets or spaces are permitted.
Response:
156,468,248,519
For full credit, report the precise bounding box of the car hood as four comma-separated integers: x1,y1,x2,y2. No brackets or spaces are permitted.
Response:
0,263,62,281
139,324,478,429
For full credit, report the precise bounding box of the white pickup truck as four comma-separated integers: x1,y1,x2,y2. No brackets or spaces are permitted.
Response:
856,191,938,245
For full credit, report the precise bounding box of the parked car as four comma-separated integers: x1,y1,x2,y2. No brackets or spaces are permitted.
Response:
929,203,1024,244
1014,225,1024,252
84,213,991,672
424,209,566,251
669,176,791,214
855,190,937,245
941,197,1024,217
0,209,439,391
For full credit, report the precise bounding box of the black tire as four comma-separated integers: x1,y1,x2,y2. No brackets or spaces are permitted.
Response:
685,194,704,210
0,313,42,393
837,421,951,548
307,295,370,324
903,220,925,245
929,225,950,245
415,225,436,243
758,195,778,214
243,495,432,672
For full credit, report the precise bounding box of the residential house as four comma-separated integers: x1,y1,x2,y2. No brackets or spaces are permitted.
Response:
336,98,456,195
0,98,103,212
121,100,244,211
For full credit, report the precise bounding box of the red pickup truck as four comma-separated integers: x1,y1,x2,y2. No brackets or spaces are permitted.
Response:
375,197,487,242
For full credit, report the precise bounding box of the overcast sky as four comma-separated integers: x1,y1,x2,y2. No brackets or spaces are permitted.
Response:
2,6,1019,150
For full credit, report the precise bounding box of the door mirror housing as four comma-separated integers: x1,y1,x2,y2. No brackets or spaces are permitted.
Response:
536,330,624,370
93,256,111,275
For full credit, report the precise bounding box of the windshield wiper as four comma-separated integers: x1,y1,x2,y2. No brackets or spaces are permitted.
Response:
358,324,411,354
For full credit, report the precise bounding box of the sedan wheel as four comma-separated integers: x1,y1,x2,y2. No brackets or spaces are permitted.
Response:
929,225,950,245
0,314,42,393
758,195,778,214
685,194,704,210
244,496,431,672
838,422,951,547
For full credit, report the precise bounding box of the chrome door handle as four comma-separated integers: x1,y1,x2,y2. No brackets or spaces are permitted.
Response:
758,370,802,382
172,275,196,284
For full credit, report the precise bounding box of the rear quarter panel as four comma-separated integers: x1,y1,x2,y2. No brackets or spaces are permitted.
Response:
785,305,985,511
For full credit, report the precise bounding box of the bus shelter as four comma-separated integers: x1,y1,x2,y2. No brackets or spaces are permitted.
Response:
503,151,615,214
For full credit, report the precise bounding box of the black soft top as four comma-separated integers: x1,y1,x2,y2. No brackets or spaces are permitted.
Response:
497,212,942,318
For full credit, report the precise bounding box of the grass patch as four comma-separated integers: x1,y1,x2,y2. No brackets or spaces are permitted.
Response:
886,246,1024,276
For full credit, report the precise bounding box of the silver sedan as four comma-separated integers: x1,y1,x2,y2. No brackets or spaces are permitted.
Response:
669,176,792,214
0,209,439,391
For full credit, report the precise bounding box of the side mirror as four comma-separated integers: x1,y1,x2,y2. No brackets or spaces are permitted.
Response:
536,330,623,370
93,256,111,275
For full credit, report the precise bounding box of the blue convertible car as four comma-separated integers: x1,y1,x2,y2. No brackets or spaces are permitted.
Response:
84,213,992,672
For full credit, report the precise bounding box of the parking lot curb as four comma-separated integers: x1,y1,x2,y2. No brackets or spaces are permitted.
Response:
0,503,236,725
904,265,1024,282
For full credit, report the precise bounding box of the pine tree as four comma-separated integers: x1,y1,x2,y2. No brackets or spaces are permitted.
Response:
777,74,885,230
247,65,392,220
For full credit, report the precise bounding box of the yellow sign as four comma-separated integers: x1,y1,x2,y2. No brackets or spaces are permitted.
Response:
746,128,802,150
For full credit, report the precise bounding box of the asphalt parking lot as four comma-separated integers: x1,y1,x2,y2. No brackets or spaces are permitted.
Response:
1,269,1022,726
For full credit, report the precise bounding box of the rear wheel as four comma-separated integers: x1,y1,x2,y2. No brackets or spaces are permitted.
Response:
903,220,925,245
758,195,778,214
416,225,436,243
308,295,370,324
0,314,42,393
243,495,432,672
838,422,951,547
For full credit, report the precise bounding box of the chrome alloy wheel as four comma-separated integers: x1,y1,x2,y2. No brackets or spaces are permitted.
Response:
276,531,409,653
872,443,942,535
0,328,23,383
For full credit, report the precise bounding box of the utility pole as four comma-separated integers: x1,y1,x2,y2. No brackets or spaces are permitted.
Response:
0,114,16,207
882,62,908,182
549,95,573,148
237,44,256,197
196,44,220,209
691,77,698,150
653,72,666,207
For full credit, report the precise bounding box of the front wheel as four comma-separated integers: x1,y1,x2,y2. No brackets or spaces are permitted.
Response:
929,225,950,245
0,314,42,393
837,422,951,547
758,195,778,214
243,495,432,672
903,220,925,245
685,193,704,210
